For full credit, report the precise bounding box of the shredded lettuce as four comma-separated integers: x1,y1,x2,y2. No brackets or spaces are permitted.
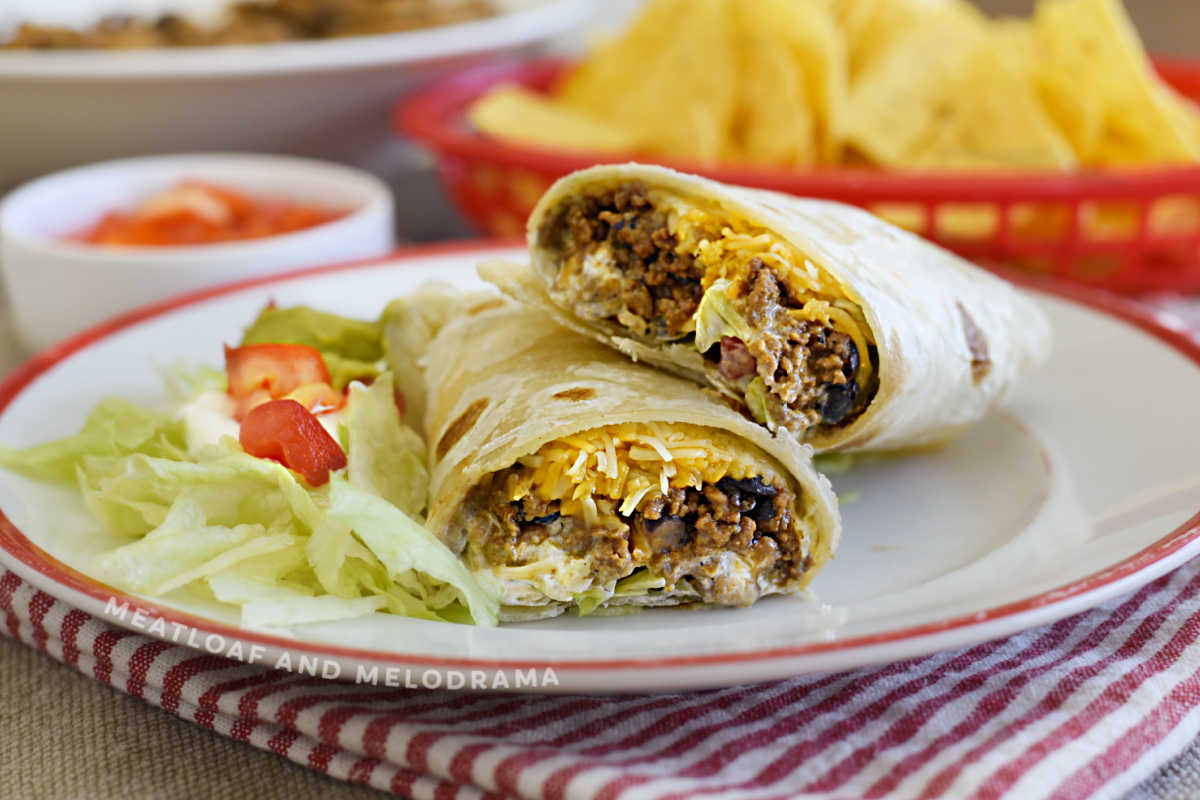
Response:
1,384,498,627
208,572,388,628
614,569,667,596
98,519,299,597
813,452,865,476
693,279,756,353
159,361,226,402
572,569,667,616
573,584,611,616
744,378,771,425
323,476,497,625
344,374,428,518
0,399,187,486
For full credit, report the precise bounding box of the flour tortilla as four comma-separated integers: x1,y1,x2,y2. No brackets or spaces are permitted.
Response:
381,281,506,435
483,163,1051,453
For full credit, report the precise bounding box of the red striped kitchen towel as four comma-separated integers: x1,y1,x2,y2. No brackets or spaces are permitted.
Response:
5,559,1200,800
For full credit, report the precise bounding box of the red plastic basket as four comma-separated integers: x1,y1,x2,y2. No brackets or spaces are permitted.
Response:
398,58,1200,294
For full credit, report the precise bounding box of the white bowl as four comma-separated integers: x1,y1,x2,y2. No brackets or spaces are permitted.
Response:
0,153,395,351
0,0,596,188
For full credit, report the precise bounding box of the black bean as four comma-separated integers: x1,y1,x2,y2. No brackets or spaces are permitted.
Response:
750,498,778,523
530,512,561,526
718,476,778,497
843,338,860,379
818,381,859,424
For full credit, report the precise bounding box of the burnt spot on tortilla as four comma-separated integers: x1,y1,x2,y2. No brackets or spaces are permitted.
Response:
957,302,991,383
436,398,489,460
467,298,506,316
552,387,596,402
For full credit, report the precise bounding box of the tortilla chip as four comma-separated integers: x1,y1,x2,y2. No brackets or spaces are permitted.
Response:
729,0,845,164
729,36,816,166
750,0,847,163
910,29,1077,170
1034,0,1200,165
469,85,643,154
557,0,736,163
843,12,985,166
463,0,1199,172
555,0,689,115
843,0,983,79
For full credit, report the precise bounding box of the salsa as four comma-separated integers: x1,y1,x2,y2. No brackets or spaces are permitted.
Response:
73,181,348,247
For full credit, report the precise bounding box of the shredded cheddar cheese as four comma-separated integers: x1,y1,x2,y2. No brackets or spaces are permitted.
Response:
662,192,876,392
505,422,766,519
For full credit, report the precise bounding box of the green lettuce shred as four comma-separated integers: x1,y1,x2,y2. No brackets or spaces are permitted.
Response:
0,383,498,628
0,399,187,486
241,305,383,390
343,374,428,518
572,569,667,616
744,378,771,425
693,279,756,353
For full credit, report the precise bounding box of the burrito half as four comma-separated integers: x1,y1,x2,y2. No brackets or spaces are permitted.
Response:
423,300,841,620
484,163,1050,452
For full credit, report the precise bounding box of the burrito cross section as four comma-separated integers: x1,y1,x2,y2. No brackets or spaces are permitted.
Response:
456,422,816,609
455,423,811,608
537,180,878,435
423,300,841,619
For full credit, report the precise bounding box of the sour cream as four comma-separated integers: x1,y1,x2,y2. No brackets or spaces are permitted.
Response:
179,390,239,455
0,1,255,37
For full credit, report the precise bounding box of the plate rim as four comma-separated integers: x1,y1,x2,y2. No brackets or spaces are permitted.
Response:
2,240,1199,672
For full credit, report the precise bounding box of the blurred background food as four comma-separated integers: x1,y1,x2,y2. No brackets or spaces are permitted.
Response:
0,0,592,192
71,181,349,246
471,0,1200,170
2,0,497,49
0,153,395,350
395,0,1200,293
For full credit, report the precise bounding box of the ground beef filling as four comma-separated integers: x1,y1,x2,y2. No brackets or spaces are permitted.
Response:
708,258,864,429
4,0,496,48
467,472,807,606
544,182,704,339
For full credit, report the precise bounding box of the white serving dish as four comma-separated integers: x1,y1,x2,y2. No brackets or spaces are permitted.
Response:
0,0,595,188
0,152,395,350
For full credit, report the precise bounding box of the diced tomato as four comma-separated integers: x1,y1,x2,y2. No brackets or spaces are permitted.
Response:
72,182,346,247
239,399,347,486
225,342,331,399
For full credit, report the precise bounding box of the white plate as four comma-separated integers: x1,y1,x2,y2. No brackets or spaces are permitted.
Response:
0,0,594,185
1,244,1199,694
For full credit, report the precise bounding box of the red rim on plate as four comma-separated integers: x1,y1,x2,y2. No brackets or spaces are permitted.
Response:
398,58,1200,295
0,242,1198,672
